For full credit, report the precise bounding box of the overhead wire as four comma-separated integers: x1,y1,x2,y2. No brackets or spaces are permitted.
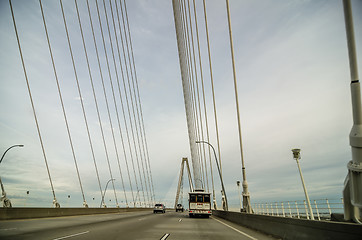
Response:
94,0,132,207
201,0,217,205
86,0,119,207
173,0,201,190
9,0,59,208
113,0,146,207
191,0,212,193
112,0,142,207
202,0,223,175
121,0,155,205
182,0,205,189
40,0,88,207
117,0,151,206
101,0,130,207
108,0,136,207
74,0,105,206
186,0,209,193
181,0,203,189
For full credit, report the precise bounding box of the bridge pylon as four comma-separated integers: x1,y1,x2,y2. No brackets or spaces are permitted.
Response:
174,158,194,209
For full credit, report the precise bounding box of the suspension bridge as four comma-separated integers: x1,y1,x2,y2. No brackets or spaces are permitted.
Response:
1,0,362,239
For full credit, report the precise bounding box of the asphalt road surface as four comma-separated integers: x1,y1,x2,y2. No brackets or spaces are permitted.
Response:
0,210,278,239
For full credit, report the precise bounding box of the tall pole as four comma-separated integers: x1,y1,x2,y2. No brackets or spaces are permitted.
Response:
196,140,227,211
1,144,24,208
292,149,314,220
342,0,362,224
225,0,251,213
237,181,242,212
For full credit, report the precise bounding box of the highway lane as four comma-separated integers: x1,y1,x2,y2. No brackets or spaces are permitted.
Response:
0,210,278,239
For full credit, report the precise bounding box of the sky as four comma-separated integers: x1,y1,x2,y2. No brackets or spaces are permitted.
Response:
0,0,361,211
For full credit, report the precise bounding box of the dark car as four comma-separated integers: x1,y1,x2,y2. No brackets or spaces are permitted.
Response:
176,203,184,212
153,203,166,213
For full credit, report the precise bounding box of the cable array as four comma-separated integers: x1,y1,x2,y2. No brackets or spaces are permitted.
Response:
8,0,155,208
172,0,236,208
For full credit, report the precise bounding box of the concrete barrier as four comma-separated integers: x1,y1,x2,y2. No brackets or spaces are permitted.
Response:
0,207,151,220
213,210,362,240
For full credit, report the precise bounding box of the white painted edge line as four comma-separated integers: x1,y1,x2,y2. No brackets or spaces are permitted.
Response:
52,231,90,240
160,233,170,240
178,219,182,222
0,228,17,231
212,217,258,240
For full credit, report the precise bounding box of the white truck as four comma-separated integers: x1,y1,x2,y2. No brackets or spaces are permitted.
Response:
188,191,211,218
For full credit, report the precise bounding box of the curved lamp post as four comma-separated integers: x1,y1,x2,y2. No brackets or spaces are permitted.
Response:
100,178,115,208
0,144,24,208
0,144,24,164
196,140,228,211
292,149,314,220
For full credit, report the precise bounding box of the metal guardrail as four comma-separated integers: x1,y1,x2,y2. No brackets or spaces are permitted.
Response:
252,198,344,220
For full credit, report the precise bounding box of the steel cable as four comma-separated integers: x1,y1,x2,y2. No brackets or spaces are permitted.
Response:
103,0,128,207
9,0,59,208
109,0,141,207
40,0,88,207
192,0,212,194
86,0,119,207
120,0,154,205
74,0,104,205
108,0,136,207
186,0,209,192
202,0,222,176
113,0,147,207
182,0,205,189
179,0,200,188
117,0,150,206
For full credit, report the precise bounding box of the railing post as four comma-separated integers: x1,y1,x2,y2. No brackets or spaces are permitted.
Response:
304,200,310,219
288,201,292,218
326,198,332,216
260,204,262,214
275,202,279,216
282,202,285,217
314,200,321,220
266,203,269,215
270,203,274,216
295,201,300,218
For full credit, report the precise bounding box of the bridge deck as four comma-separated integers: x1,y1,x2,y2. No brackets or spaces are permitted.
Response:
0,211,277,240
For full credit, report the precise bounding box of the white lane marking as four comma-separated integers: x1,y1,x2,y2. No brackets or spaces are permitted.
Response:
138,217,146,221
0,228,17,231
178,219,182,222
160,233,170,240
212,217,258,240
52,231,90,240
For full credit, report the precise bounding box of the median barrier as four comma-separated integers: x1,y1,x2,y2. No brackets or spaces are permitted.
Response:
212,210,362,240
0,207,151,220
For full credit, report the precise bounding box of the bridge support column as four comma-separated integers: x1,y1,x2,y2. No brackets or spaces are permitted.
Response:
343,0,362,224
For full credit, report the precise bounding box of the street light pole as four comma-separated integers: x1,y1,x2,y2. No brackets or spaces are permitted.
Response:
292,149,314,220
237,181,242,212
100,178,115,208
0,144,24,208
196,140,228,211
0,145,24,165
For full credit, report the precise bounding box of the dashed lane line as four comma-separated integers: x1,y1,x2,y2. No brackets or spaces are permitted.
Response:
160,233,170,240
52,231,89,240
